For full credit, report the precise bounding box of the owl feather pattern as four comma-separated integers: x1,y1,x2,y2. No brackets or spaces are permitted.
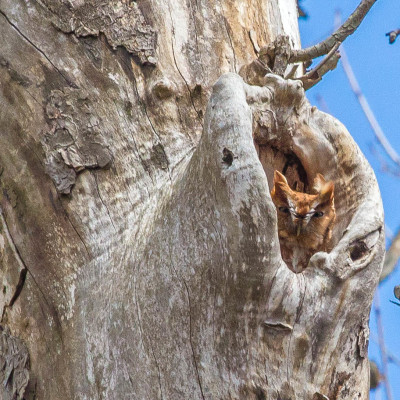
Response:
271,170,336,273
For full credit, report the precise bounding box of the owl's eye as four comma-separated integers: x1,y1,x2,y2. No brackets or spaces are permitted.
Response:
279,207,290,214
313,211,324,218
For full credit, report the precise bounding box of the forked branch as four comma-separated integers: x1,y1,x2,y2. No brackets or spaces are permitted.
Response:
296,42,341,90
290,0,377,63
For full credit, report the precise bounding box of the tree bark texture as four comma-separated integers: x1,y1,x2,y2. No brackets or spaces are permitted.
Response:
0,0,383,399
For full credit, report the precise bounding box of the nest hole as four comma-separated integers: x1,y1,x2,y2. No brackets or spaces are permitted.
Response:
255,143,309,193
255,140,335,273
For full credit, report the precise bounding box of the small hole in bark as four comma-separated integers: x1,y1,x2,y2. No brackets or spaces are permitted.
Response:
222,148,234,166
254,386,266,400
193,84,202,96
350,242,368,261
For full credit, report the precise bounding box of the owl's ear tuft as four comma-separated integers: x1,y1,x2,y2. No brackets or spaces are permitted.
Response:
273,170,289,186
313,173,327,192
318,181,334,204
271,170,291,203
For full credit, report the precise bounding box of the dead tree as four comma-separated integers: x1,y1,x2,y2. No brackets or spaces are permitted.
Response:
0,0,383,398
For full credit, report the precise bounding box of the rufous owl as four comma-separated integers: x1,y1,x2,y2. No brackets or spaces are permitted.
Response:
271,170,336,273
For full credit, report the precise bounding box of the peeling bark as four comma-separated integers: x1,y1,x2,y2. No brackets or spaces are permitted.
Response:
0,0,383,399
0,327,30,400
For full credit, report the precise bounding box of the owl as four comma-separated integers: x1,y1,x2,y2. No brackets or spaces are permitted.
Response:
270,170,336,273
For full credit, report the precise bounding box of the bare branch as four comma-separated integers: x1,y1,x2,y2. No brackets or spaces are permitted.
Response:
339,41,400,167
290,0,377,63
386,29,400,44
296,42,341,90
374,291,394,400
370,332,400,367
380,228,400,282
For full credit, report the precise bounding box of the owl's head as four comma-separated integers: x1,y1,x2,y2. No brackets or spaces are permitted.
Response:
271,170,335,241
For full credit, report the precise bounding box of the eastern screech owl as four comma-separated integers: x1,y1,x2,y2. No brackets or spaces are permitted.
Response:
271,170,336,273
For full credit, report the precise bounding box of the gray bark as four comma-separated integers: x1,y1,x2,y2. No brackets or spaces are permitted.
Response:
0,0,383,399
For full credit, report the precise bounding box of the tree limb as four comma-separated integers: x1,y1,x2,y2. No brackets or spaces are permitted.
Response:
290,0,377,63
296,42,341,90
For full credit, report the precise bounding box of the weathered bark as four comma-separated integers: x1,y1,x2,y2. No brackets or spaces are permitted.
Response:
0,0,383,399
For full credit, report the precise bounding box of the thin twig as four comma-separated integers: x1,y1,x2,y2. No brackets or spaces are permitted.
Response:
336,22,400,167
370,332,400,367
380,228,400,282
297,0,307,19
315,94,331,114
290,0,377,63
374,290,394,400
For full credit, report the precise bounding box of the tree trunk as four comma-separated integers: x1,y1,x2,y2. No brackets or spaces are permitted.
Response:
0,0,383,399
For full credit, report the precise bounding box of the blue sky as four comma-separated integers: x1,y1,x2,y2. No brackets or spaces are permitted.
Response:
299,1,400,398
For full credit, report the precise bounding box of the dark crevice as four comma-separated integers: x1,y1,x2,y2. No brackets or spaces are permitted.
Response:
8,268,28,308
1,268,28,323
263,144,309,192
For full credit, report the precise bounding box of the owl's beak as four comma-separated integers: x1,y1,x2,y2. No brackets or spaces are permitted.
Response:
296,225,301,236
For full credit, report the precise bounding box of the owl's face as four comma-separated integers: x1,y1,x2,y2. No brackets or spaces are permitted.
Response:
271,171,335,247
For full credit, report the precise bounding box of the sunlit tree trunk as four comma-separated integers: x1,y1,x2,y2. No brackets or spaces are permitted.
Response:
0,0,383,399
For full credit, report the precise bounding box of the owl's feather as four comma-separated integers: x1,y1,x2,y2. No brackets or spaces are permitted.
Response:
271,170,336,273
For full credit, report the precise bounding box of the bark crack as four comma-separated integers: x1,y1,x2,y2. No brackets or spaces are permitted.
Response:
167,4,204,124
175,102,197,147
166,243,205,399
209,215,225,347
133,269,164,399
92,171,117,232
111,98,154,193
0,9,77,88
112,54,156,192
219,5,237,73
60,202,91,260
286,274,307,383
182,280,206,400
188,0,205,78
129,73,172,182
